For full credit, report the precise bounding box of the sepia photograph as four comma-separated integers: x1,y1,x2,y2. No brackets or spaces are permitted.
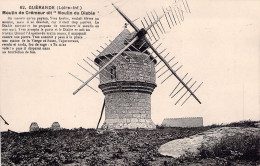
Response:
1,0,259,165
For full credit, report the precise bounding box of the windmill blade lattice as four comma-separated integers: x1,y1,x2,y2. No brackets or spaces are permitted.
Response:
70,0,202,106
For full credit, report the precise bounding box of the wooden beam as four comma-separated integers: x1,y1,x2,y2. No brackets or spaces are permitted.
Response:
0,115,9,125
145,37,201,104
96,99,105,129
112,3,139,32
73,36,139,95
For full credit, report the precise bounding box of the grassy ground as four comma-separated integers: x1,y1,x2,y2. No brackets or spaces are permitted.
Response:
1,121,259,166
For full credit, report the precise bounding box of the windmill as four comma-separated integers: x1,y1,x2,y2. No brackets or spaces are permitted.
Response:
69,0,203,129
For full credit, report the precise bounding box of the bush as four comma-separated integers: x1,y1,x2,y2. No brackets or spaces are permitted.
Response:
2,122,259,165
198,133,260,161
208,120,259,128
156,124,167,129
225,120,258,128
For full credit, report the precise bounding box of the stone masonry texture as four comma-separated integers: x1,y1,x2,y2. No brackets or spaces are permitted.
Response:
95,39,157,129
162,117,203,128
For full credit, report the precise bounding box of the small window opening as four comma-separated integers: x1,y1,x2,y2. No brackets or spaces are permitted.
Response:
111,66,116,79
125,56,131,62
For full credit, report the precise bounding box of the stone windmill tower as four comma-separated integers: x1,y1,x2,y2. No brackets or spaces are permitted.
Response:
70,1,203,129
94,29,157,129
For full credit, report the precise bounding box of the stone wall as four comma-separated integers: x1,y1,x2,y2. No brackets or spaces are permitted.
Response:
102,92,155,129
97,51,156,84
96,51,157,129
162,117,203,128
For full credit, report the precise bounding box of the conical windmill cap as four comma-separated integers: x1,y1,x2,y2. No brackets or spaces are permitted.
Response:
94,29,133,64
94,28,157,64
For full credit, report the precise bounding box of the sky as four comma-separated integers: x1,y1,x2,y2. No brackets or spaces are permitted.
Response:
0,0,259,132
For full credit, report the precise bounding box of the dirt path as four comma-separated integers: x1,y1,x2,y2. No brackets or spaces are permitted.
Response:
158,127,260,158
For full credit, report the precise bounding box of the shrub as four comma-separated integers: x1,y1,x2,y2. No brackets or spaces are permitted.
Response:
134,155,149,166
225,120,258,128
198,132,260,161
208,120,259,128
156,124,166,129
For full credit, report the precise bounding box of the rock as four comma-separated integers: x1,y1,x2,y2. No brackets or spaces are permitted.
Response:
158,127,260,158
30,122,39,132
51,122,61,130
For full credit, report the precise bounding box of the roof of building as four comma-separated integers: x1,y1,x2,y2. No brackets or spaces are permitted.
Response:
94,29,133,64
94,28,157,64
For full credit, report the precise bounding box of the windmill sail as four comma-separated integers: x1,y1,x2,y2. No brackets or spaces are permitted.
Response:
71,1,202,105
73,35,139,95
109,3,202,104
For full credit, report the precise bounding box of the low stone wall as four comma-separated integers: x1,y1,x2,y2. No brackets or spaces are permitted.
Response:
162,117,203,128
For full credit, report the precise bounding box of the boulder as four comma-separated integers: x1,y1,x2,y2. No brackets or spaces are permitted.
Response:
51,122,61,130
29,122,39,132
158,127,260,158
